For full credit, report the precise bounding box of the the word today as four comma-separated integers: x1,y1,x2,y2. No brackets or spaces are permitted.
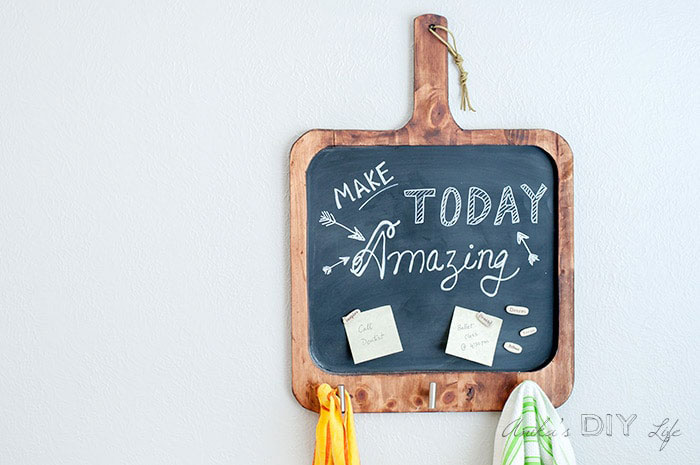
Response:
404,183,549,226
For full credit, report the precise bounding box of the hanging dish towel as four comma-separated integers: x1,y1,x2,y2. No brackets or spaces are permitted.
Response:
313,384,360,465
493,380,576,465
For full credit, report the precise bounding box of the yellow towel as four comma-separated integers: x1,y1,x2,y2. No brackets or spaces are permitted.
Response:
313,384,360,465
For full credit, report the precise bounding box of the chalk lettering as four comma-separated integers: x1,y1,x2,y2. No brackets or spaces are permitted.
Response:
494,185,520,225
333,161,395,209
520,183,548,224
334,183,355,209
467,186,491,225
350,220,520,297
440,186,462,227
404,188,436,224
363,169,381,190
350,220,401,279
376,161,394,185
353,178,371,198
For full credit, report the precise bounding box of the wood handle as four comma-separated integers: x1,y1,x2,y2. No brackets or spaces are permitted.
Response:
404,14,460,132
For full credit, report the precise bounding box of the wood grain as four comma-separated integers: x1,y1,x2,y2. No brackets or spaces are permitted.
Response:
290,14,574,412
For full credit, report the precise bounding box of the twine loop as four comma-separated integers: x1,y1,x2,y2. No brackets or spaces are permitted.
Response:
428,24,475,112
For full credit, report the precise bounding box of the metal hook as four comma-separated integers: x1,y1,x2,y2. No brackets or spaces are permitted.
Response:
338,384,346,414
429,382,437,410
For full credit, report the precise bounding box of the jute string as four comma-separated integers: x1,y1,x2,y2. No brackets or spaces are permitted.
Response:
428,24,476,112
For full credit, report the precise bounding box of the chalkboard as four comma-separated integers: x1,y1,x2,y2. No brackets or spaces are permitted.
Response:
290,13,573,413
306,145,558,374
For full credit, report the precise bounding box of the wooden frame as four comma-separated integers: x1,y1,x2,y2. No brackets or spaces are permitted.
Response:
290,14,574,412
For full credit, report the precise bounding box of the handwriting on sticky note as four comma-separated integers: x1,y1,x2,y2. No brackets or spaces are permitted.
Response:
343,305,403,364
445,306,502,366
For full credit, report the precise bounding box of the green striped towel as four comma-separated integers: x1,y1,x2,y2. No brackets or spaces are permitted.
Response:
493,380,576,465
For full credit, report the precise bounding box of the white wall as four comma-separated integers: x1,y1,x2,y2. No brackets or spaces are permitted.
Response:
1,1,698,463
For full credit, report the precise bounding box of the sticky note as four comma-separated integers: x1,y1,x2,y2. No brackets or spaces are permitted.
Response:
445,306,503,366
342,305,403,364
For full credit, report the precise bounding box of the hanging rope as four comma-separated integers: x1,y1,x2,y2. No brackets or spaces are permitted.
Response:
428,24,476,112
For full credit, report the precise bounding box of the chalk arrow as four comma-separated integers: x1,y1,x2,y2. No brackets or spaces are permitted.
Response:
516,231,529,244
319,211,366,242
322,256,350,275
347,226,365,242
516,231,539,266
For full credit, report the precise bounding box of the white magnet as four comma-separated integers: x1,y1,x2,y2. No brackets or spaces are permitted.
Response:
506,305,529,316
476,311,493,327
504,342,523,354
520,327,537,337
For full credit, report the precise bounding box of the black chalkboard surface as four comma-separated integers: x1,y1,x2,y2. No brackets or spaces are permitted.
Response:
306,145,558,374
